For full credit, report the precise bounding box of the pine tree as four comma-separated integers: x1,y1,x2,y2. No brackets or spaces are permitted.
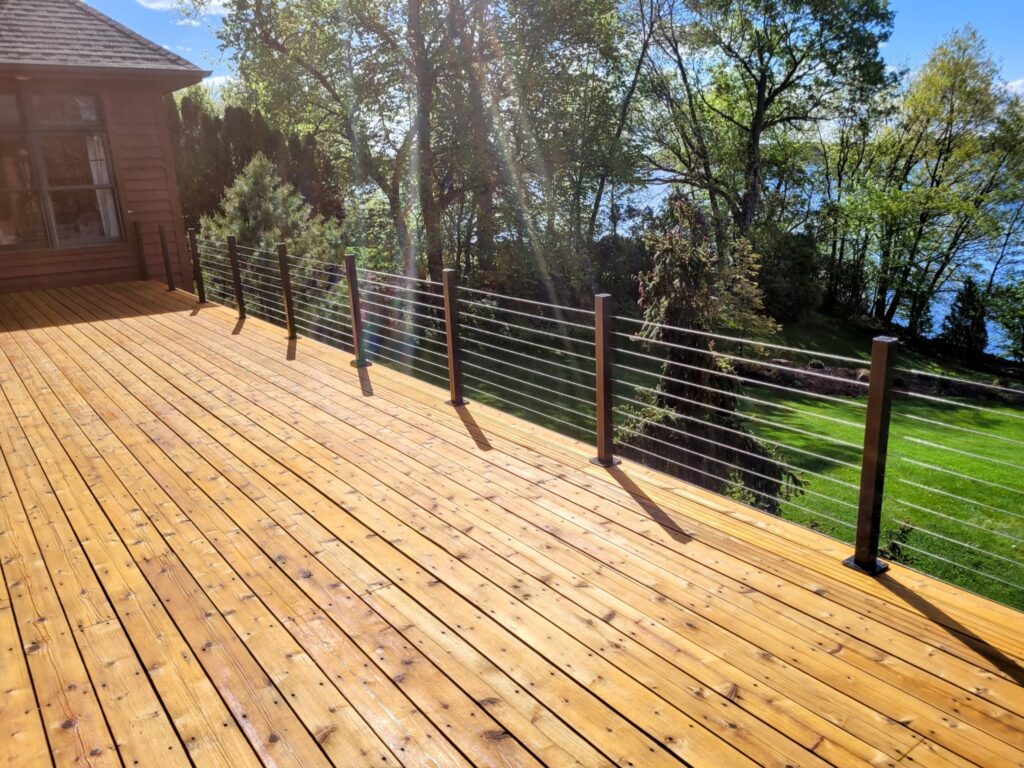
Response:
940,277,989,361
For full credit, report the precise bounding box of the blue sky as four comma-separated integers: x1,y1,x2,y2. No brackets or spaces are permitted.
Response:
91,0,1024,90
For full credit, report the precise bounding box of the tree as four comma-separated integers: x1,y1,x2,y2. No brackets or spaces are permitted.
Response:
643,0,892,245
200,154,345,315
940,277,989,361
622,199,794,512
990,280,1024,361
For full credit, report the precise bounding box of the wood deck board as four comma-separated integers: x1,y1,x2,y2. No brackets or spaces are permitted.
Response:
0,282,1020,768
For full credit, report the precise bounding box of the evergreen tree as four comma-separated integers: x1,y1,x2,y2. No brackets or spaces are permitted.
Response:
200,155,346,319
623,200,797,514
940,276,989,360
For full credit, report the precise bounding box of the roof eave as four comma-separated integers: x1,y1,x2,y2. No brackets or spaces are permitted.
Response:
0,62,211,92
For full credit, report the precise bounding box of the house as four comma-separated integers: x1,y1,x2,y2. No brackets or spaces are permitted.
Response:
0,0,208,293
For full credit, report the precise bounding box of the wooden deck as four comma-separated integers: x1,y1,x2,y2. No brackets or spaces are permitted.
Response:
0,282,1022,768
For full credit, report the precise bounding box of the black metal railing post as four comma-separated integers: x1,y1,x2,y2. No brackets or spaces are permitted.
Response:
591,293,619,467
442,268,465,406
135,221,149,281
158,224,175,291
845,335,899,575
227,235,246,319
345,254,370,367
277,243,297,340
188,228,206,303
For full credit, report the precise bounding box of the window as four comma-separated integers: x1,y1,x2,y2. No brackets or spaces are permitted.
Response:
0,90,121,250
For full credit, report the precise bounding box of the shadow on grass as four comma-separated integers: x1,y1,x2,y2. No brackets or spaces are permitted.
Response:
606,464,692,546
456,405,491,451
877,575,1024,686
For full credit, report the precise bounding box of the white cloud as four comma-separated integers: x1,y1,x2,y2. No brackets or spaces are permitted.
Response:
1007,79,1024,96
135,1,228,14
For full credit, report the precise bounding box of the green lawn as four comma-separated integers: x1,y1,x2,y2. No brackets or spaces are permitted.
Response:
741,389,1024,610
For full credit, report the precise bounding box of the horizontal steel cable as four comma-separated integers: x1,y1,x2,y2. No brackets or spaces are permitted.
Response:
462,370,596,422
616,410,857,509
892,543,1024,592
612,402,860,491
893,411,1024,448
611,370,863,430
615,332,869,387
359,297,447,328
368,338,451,373
895,367,1024,396
615,425,855,530
458,284,595,315
361,286,445,312
889,453,1024,498
357,277,443,302
461,324,595,363
356,266,440,286
886,494,1024,543
459,310,595,346
359,306,447,338
361,317,448,349
293,315,354,342
461,334,594,379
890,473,1024,521
619,380,863,451
617,345,870,401
458,297,594,330
613,314,866,365
897,435,1024,473
362,320,450,359
461,347,595,391
370,348,449,383
462,359,596,407
894,389,1024,422
462,383,596,435
292,306,353,334
613,359,867,410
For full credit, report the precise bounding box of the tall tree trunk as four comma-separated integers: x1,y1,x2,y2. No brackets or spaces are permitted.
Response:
409,0,445,281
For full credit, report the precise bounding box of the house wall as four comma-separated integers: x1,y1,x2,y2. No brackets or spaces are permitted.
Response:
0,76,193,293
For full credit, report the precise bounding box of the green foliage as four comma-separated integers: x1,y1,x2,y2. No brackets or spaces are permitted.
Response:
629,200,792,512
753,227,822,322
200,155,345,313
939,277,989,360
990,281,1024,361
167,89,346,228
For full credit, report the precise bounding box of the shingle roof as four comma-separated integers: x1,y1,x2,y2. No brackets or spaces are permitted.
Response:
0,0,208,79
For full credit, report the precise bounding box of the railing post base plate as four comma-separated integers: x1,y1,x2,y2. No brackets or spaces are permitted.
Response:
445,399,468,407
842,555,889,576
350,360,372,369
590,457,621,468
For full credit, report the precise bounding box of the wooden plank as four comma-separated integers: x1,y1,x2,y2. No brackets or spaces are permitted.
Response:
2,296,392,768
0,328,263,768
0,551,51,767
0,373,121,767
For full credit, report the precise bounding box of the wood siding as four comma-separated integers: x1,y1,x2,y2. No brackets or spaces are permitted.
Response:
0,77,192,293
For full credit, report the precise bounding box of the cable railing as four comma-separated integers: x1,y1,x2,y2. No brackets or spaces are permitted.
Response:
186,231,1024,610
